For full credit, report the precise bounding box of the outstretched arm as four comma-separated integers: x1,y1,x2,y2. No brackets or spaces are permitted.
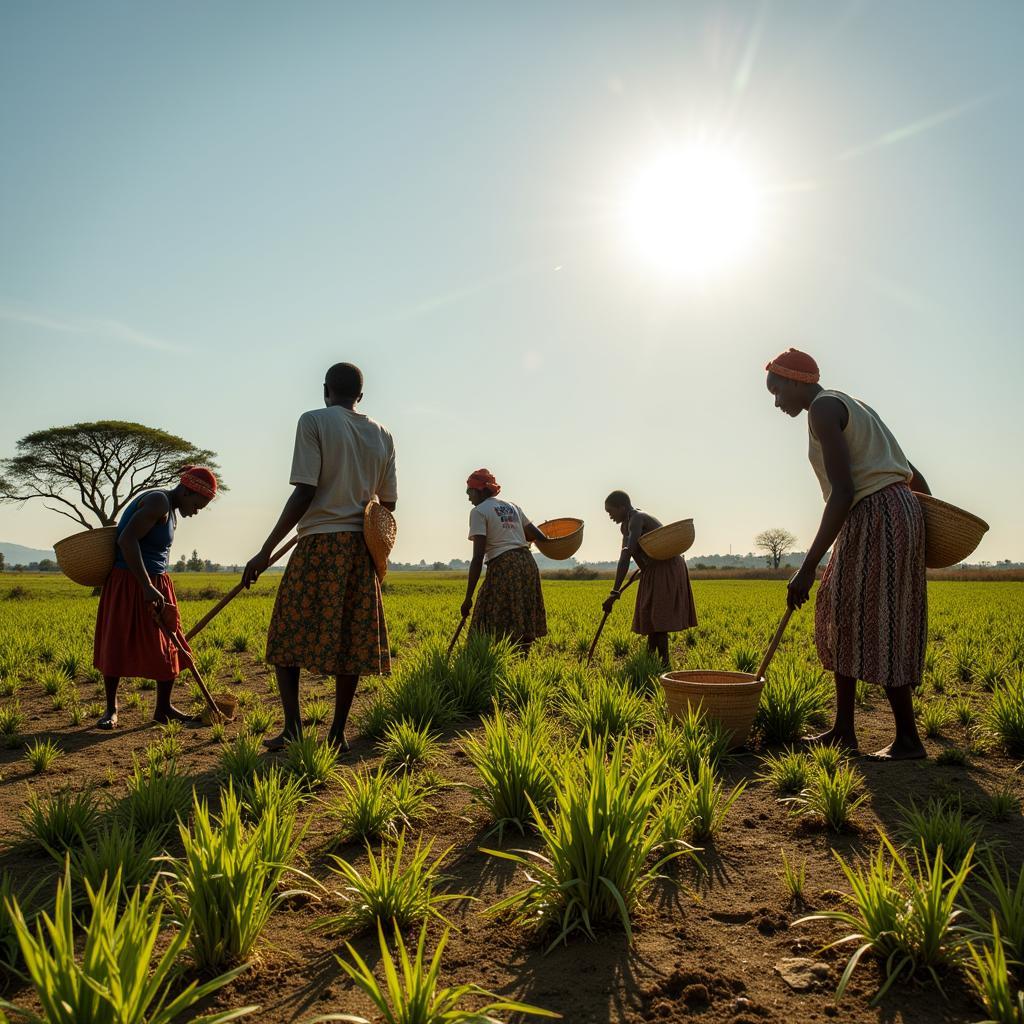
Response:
603,514,643,613
788,398,854,610
461,536,487,617
242,483,316,588
524,522,548,544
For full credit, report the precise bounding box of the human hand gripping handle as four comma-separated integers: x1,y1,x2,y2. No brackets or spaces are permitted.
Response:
786,564,816,610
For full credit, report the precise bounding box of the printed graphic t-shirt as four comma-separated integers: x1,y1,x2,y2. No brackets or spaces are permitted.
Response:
289,406,398,535
468,497,531,562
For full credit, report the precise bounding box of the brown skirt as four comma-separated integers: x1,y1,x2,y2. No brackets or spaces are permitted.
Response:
633,555,698,635
470,547,547,643
266,532,390,676
814,482,926,689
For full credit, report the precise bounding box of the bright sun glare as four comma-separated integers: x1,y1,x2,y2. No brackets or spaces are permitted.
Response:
624,147,760,278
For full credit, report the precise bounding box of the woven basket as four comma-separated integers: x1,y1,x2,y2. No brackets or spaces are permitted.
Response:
534,518,584,561
639,519,695,561
659,670,765,751
364,498,397,580
915,493,989,569
54,526,118,587
201,692,238,725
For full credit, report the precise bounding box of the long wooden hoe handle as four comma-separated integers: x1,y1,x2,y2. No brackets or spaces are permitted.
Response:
756,607,793,680
184,535,299,641
447,615,468,659
152,614,223,722
585,568,641,665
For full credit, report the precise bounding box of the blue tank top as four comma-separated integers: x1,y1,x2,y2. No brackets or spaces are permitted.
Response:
113,491,176,575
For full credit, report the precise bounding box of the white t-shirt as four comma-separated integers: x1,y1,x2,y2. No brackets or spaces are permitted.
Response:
468,497,531,563
289,406,397,535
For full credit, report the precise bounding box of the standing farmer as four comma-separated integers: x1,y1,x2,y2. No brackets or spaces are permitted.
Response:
461,469,548,655
243,362,396,751
766,347,930,760
602,491,697,668
93,467,217,729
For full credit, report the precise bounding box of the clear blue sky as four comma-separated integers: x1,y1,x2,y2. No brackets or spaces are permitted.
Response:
1,1,1021,565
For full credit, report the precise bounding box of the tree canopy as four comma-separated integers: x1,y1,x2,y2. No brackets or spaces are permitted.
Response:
755,527,798,569
0,421,222,529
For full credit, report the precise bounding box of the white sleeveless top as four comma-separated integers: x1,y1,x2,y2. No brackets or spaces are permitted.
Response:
808,390,911,506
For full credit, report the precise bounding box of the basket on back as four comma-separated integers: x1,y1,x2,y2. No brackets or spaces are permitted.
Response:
364,497,397,581
54,526,118,587
915,493,988,569
534,518,584,561
638,519,695,561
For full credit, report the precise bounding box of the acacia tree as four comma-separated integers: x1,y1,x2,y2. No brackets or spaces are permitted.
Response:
755,527,798,569
0,421,222,529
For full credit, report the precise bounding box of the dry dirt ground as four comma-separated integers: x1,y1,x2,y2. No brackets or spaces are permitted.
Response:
1,653,1020,1024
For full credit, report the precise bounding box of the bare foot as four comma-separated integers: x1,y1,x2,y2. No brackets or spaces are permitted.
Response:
154,705,203,726
326,729,350,753
801,728,859,753
865,739,927,762
96,710,118,730
263,729,301,752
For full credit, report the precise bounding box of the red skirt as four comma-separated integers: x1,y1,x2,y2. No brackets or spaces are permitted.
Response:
93,568,181,680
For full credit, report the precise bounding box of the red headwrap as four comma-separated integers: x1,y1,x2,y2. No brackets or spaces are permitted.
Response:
765,348,820,384
467,468,500,496
180,466,217,499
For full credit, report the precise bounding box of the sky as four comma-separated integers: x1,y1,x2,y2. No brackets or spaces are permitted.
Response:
1,1,1022,567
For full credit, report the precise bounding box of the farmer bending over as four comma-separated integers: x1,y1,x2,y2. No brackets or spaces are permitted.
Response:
602,491,698,669
243,362,396,752
766,347,930,760
93,467,217,729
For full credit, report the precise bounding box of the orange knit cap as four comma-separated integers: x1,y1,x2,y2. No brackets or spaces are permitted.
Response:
180,466,217,499
765,348,820,384
467,469,500,496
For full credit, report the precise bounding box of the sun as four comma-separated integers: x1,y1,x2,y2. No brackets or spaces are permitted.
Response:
624,147,760,278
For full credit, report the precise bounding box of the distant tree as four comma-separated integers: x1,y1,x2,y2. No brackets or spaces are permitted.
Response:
173,555,187,573
0,420,222,529
0,551,4,572
431,561,447,572
186,549,204,572
755,528,798,569
36,558,58,572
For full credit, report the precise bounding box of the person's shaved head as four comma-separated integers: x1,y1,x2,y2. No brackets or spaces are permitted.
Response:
325,362,364,400
605,490,631,508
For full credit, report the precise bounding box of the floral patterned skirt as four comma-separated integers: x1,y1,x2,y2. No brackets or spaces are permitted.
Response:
266,532,390,676
470,547,547,643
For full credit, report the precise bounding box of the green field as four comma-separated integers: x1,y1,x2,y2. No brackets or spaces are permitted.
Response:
1,574,1024,1023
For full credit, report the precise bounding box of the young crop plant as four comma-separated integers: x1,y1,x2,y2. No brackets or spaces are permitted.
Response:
966,918,1024,1024
561,673,652,743
311,919,557,1024
950,693,977,728
25,737,62,774
935,746,970,767
495,658,558,711
678,759,745,842
68,819,162,903
757,748,810,795
220,732,264,786
445,631,516,717
807,742,847,778
484,739,687,948
896,797,983,869
618,647,665,695
789,762,865,832
779,849,807,905
462,708,557,838
731,643,759,675
378,718,440,771
796,837,973,1003
241,766,306,823
650,705,729,779
330,765,432,844
19,789,100,856
243,701,275,736
39,665,71,696
118,755,192,840
0,700,24,738
380,644,458,732
985,786,1020,822
0,864,255,1024
920,699,951,739
166,784,307,971
985,673,1024,755
967,855,1024,963
754,660,829,745
304,697,331,726
317,830,464,935
284,732,341,790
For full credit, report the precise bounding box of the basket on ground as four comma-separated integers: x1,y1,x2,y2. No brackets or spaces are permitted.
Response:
639,519,695,560
54,526,118,587
201,693,238,725
534,518,584,561
659,670,765,751
364,497,397,580
915,493,989,569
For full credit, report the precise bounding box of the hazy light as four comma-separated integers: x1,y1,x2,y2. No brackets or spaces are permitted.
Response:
624,147,760,278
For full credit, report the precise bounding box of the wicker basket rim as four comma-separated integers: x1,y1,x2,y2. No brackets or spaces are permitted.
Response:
53,525,117,552
536,517,584,540
660,670,763,688
914,492,989,531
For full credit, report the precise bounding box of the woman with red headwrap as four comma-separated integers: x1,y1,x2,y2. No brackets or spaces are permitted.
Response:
461,469,548,653
766,349,931,760
93,466,217,729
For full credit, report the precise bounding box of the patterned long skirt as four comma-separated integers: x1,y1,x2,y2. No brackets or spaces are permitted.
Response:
814,482,926,689
632,554,698,635
94,568,181,679
470,547,547,642
266,532,390,676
